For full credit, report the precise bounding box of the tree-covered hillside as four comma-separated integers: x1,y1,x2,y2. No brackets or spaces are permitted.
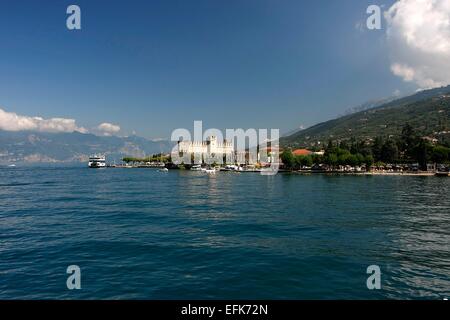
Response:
282,86,450,148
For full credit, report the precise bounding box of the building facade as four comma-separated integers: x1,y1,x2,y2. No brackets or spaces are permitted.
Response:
178,136,234,161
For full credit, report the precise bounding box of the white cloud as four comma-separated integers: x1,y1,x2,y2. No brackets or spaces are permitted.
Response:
97,122,121,135
385,0,450,89
0,108,87,133
0,108,126,137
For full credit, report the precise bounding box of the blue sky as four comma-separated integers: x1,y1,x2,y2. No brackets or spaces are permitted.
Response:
0,0,422,139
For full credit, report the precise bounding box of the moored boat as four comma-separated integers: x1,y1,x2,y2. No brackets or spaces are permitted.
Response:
204,168,216,174
88,155,106,168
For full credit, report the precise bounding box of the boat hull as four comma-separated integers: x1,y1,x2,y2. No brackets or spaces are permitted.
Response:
88,162,106,168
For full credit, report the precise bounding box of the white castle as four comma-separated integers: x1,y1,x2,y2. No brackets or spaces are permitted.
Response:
177,136,234,157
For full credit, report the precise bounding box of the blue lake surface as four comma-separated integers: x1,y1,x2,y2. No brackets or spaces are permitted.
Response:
0,166,449,299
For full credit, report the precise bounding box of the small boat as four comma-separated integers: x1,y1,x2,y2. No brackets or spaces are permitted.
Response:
435,171,449,177
157,148,167,171
88,155,106,168
221,165,242,172
204,168,217,174
8,164,16,167
190,165,202,171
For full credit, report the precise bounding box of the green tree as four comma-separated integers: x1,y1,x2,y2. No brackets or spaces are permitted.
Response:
356,153,365,166
431,146,450,163
324,153,338,167
281,150,295,170
413,139,431,170
123,157,138,163
296,155,313,168
364,155,374,170
372,137,383,162
358,141,373,157
381,139,399,163
311,154,322,165
350,138,359,154
338,153,350,166
347,154,359,167
339,140,350,151
400,123,418,159
326,139,334,152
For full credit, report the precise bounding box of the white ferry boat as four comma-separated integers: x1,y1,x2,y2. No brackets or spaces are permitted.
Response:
88,155,106,168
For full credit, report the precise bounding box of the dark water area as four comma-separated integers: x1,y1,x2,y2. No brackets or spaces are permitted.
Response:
0,166,449,299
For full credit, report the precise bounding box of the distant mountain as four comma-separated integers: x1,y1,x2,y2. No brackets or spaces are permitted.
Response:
340,95,402,117
0,131,173,163
281,86,450,149
281,126,306,138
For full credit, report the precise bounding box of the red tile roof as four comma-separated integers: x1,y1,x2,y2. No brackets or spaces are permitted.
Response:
292,149,312,156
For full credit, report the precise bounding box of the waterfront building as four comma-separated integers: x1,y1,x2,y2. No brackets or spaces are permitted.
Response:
258,146,279,164
177,136,234,162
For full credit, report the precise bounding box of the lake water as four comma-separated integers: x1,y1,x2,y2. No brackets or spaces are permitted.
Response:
0,166,449,299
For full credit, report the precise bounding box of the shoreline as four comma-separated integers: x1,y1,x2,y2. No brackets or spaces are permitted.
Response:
107,165,445,176
4,163,447,177
295,170,439,176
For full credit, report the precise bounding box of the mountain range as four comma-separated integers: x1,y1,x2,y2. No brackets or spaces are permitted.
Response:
2,85,450,163
0,131,172,164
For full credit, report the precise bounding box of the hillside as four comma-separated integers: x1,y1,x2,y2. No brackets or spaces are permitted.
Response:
282,86,450,148
0,131,172,164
